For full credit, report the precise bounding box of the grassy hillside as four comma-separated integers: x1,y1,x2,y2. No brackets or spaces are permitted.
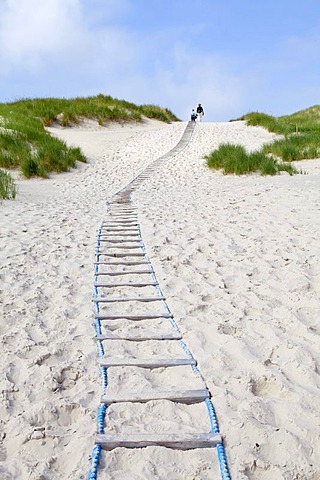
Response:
239,105,320,135
206,106,320,176
0,95,179,185
238,106,320,162
5,95,180,127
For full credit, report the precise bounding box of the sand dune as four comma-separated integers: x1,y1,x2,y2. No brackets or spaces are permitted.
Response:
1,119,319,479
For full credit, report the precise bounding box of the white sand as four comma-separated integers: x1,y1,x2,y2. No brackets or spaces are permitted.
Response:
1,119,319,479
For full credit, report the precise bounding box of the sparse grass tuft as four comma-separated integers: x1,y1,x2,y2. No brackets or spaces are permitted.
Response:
0,169,16,199
205,143,298,176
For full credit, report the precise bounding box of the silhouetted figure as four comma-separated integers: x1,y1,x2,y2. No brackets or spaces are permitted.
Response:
196,103,204,122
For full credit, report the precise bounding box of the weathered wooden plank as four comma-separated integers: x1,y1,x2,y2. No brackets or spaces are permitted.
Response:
102,222,138,226
96,313,172,320
99,356,196,368
98,239,141,243
95,270,151,276
96,253,146,257
96,432,222,450
97,245,142,249
94,261,149,266
95,282,158,287
99,232,139,236
100,232,139,236
95,331,181,341
101,389,209,405
109,212,137,215
109,214,138,217
107,218,138,221
93,296,165,302
109,209,136,212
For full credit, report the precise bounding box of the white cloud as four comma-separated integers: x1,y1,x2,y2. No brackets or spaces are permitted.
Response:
0,0,141,78
0,1,246,120
0,0,84,71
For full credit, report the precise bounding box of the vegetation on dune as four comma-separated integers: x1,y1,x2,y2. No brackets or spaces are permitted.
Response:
6,95,179,127
207,105,320,176
205,143,298,176
0,169,16,199
0,108,86,179
262,133,320,162
238,106,320,162
0,95,180,184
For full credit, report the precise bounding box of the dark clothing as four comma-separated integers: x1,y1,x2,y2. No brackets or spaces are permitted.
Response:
191,112,197,121
197,105,204,122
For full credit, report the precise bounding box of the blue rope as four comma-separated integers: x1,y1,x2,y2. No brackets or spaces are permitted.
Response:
87,122,231,478
138,224,232,479
87,229,108,480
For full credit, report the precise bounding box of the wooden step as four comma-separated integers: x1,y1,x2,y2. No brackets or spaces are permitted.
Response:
103,222,138,226
97,245,142,249
107,217,138,221
95,331,181,341
107,219,138,222
109,214,138,218
99,232,139,236
95,282,158,287
99,233,140,237
101,389,209,405
96,313,172,320
94,261,149,266
98,239,141,243
96,253,146,258
107,205,135,208
100,356,196,368
109,210,136,213
95,270,151,276
93,296,165,302
96,432,222,450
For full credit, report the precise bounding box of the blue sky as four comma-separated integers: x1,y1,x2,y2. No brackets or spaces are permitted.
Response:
0,0,319,121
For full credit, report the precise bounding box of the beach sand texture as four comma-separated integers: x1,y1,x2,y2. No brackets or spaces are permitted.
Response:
1,119,319,479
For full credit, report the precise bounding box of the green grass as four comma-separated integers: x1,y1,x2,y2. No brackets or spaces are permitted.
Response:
238,106,320,136
262,133,320,161
236,106,320,164
205,143,298,176
6,94,179,127
0,169,16,199
0,95,180,180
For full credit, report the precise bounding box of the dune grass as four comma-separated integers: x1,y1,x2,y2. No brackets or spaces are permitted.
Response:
237,106,320,162
214,106,320,174
0,169,16,199
262,133,320,161
0,112,87,178
6,95,179,127
205,143,298,176
0,95,179,179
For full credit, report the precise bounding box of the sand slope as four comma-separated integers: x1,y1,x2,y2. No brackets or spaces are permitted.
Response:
0,119,319,479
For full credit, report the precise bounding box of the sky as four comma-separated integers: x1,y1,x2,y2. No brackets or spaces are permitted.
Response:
0,0,320,121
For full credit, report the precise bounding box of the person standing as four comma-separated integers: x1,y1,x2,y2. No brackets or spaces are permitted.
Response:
196,103,204,122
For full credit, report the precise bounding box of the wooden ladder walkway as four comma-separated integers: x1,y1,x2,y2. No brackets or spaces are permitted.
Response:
88,122,231,480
